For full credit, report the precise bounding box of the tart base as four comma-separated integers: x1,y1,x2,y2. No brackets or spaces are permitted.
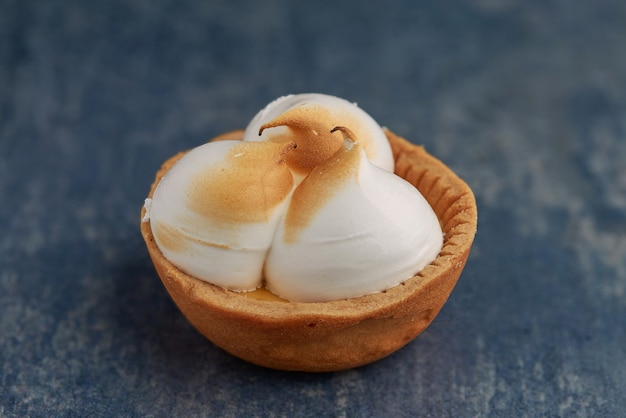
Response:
141,129,477,372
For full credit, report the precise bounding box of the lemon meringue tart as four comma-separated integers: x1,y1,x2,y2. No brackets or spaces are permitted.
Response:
140,94,477,372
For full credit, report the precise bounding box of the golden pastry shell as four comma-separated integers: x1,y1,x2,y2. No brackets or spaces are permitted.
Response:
140,129,477,372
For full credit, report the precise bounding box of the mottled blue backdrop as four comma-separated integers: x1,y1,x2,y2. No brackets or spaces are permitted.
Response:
1,1,625,416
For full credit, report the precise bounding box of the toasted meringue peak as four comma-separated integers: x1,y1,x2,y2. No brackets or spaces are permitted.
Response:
149,140,295,290
264,131,443,302
330,125,358,148
244,93,394,172
280,129,363,245
258,105,344,175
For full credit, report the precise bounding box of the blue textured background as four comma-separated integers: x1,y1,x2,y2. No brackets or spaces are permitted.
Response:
1,1,625,416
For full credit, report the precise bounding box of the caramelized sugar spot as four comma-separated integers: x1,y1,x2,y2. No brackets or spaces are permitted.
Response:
283,141,362,243
186,142,294,224
260,105,378,175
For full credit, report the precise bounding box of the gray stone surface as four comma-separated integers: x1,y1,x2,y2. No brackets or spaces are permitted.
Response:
1,0,625,416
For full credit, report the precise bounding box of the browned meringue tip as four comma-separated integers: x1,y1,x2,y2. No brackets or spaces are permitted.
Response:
330,126,357,143
140,129,477,372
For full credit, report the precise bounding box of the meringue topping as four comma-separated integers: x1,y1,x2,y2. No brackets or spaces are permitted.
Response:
244,93,395,173
147,140,296,290
147,94,443,301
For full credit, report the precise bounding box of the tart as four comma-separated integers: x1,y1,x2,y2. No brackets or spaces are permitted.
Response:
140,128,477,372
